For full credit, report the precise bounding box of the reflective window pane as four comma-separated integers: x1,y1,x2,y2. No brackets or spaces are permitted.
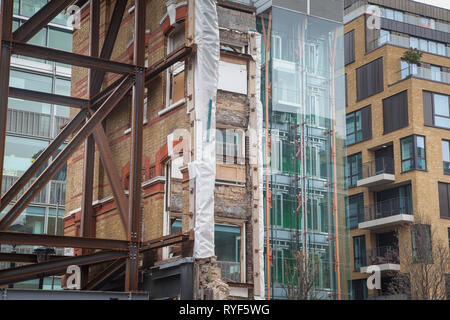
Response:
55,78,71,96
49,28,72,52
10,70,53,93
22,0,47,18
410,37,419,49
3,136,49,176
434,94,449,116
215,224,241,282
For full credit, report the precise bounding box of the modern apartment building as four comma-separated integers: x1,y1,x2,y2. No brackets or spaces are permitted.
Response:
60,0,349,300
344,0,450,299
0,0,73,289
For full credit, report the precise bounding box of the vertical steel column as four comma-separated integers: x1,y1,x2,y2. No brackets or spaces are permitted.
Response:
80,0,100,288
125,0,146,292
0,0,13,211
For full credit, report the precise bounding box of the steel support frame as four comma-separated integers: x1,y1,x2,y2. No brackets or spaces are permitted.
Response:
125,0,146,293
80,0,100,288
0,0,13,212
0,0,195,290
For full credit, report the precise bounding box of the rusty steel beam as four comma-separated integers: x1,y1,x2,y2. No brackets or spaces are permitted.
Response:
0,252,69,263
0,268,66,287
0,109,89,212
13,0,76,43
125,0,146,293
0,0,13,213
145,45,194,82
10,41,137,74
83,258,126,291
91,46,194,111
140,231,192,253
9,87,89,108
0,232,129,250
92,125,129,233
80,0,101,288
90,75,128,110
0,250,129,285
90,0,128,95
0,76,135,231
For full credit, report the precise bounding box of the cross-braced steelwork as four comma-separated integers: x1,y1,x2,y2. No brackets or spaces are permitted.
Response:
0,0,194,291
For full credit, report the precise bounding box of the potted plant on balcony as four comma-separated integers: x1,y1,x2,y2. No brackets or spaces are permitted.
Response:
402,48,423,65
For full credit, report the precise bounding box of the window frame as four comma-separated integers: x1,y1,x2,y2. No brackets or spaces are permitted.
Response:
345,152,362,188
433,93,450,128
214,221,246,283
216,128,245,165
353,235,367,271
400,135,426,172
165,23,186,108
346,193,364,229
442,140,450,174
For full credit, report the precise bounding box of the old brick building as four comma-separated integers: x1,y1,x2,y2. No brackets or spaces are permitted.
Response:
64,0,265,299
60,0,350,300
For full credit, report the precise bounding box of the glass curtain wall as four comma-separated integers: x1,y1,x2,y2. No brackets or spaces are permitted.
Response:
259,7,349,300
0,0,72,290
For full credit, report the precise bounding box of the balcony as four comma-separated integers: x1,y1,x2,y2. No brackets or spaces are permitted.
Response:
357,157,395,188
358,197,414,230
360,246,400,274
367,33,450,58
399,65,450,85
1,175,66,206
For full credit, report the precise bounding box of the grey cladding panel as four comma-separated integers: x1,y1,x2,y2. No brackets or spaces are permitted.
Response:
310,0,344,22
356,57,384,101
345,30,355,65
273,0,307,13
383,90,408,134
380,18,450,44
422,91,433,126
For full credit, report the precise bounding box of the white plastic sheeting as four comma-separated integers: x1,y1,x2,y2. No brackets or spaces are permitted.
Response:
189,0,220,259
218,60,248,95
249,30,266,300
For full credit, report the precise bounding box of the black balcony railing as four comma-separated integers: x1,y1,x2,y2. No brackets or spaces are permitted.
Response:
367,246,399,265
361,196,413,222
361,157,394,179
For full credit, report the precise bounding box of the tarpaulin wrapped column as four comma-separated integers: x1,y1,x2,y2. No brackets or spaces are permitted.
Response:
249,30,265,300
189,0,220,259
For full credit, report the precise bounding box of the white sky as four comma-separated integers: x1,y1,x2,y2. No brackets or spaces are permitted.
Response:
413,0,450,10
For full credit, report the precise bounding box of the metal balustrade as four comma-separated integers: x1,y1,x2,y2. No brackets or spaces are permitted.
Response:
367,246,399,265
361,157,394,179
2,175,65,206
399,65,450,84
361,197,413,222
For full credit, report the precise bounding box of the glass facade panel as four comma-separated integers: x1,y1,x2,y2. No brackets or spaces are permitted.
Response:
2,1,73,291
260,7,348,299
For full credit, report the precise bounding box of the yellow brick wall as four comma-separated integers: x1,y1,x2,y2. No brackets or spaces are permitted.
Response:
345,15,450,293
